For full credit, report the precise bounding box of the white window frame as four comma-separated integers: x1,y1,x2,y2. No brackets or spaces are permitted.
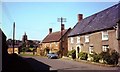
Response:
77,36,80,43
85,35,89,43
102,45,109,52
55,42,58,46
71,37,74,43
102,31,108,40
89,46,93,54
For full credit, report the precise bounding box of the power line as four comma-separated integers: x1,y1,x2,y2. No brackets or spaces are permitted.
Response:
2,3,14,23
2,3,15,39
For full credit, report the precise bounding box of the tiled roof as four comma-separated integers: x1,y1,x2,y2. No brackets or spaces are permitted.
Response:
68,3,120,37
8,45,20,48
42,29,70,43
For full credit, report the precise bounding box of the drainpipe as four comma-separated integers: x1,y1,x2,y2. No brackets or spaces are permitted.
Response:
116,20,120,66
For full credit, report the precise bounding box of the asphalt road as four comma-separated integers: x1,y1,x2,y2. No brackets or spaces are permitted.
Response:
23,56,120,72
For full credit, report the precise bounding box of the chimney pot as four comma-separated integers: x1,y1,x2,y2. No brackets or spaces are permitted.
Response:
49,28,52,34
78,14,83,22
61,24,65,31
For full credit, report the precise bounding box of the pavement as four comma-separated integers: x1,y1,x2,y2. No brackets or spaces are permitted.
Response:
61,56,120,67
24,56,120,72
5,54,119,72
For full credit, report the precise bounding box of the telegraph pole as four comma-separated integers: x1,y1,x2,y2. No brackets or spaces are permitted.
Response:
57,17,66,57
13,22,15,54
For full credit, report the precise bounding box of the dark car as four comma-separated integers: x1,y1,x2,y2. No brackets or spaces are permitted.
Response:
47,53,58,59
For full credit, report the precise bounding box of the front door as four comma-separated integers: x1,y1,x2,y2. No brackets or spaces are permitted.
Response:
76,45,81,58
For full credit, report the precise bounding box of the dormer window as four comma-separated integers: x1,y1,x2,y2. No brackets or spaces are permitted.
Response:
102,31,108,40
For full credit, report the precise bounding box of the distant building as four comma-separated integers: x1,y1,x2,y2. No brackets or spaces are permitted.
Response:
22,32,29,48
7,32,40,54
39,24,71,56
36,42,42,55
22,32,28,42
7,39,22,54
68,3,120,59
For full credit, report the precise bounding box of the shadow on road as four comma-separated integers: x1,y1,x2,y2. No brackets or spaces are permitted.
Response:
2,53,57,72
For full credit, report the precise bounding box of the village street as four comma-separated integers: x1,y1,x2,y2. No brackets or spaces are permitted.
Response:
23,56,120,72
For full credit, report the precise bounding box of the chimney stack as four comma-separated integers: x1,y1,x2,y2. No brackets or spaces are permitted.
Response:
61,24,65,31
49,28,52,34
78,14,83,22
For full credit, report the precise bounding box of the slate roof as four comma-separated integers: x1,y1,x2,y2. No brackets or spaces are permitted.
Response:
8,45,20,48
42,29,70,43
68,3,120,37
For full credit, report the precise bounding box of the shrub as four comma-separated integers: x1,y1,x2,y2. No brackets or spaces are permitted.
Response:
67,51,71,57
93,54,101,62
99,51,111,64
72,52,76,59
79,52,88,60
67,49,76,57
21,47,26,52
110,50,120,65
99,50,120,65
90,52,101,62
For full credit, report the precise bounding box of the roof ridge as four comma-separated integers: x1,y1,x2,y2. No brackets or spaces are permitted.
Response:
68,3,119,37
49,29,68,34
42,29,69,43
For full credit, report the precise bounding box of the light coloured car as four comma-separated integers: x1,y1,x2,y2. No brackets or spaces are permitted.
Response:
47,53,58,59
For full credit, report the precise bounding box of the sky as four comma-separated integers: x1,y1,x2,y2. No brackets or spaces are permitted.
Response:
0,2,119,41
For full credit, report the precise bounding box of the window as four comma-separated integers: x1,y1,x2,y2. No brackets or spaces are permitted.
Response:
50,43,51,48
71,37,74,43
69,47,74,51
85,35,89,43
102,31,108,40
45,44,46,48
89,46,93,54
54,42,58,46
102,45,109,52
77,36,80,43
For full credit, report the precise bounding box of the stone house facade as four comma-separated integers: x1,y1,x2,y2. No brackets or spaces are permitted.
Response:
68,3,120,58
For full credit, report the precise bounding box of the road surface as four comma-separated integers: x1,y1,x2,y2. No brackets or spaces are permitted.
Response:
23,56,120,72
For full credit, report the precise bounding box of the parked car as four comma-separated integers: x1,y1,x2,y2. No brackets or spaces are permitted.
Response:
47,53,58,59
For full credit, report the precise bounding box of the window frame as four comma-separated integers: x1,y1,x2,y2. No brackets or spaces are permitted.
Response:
54,42,58,46
77,36,80,43
71,37,74,43
85,35,89,43
102,31,108,40
102,45,109,52
89,46,94,54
